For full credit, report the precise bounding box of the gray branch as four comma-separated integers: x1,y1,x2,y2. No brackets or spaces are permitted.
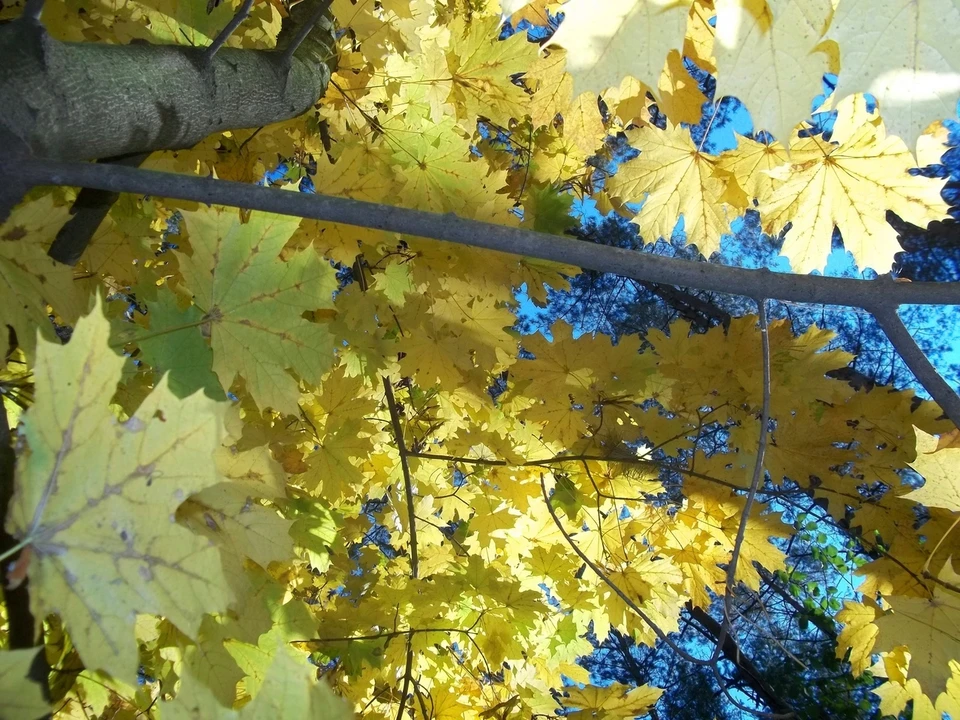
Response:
7,156,960,430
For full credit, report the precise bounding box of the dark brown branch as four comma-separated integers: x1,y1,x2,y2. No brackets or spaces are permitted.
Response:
382,377,418,579
687,605,794,717
0,397,39,650
47,152,149,265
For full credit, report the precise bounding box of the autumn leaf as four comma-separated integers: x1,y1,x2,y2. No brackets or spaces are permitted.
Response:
608,124,732,254
4,297,232,682
905,427,960,512
827,0,960,153
758,123,948,273
0,648,49,720
547,0,693,98
177,206,338,415
874,561,960,699
561,682,664,718
0,195,82,361
713,0,832,144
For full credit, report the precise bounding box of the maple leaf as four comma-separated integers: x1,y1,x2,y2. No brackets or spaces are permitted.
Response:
4,297,232,681
608,123,733,254
446,15,540,123
547,0,693,98
758,123,949,273
904,428,960,512
0,648,49,720
167,642,351,718
177,206,338,415
713,0,832,144
0,195,82,361
827,0,960,153
874,561,960,699
561,682,664,718
114,288,225,400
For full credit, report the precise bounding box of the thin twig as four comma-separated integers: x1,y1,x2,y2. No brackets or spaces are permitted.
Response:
382,377,418,578
202,0,254,65
709,300,773,665
394,637,414,720
539,474,713,667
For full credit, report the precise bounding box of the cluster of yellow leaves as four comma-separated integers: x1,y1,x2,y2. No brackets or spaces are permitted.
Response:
835,432,960,719
1,0,959,717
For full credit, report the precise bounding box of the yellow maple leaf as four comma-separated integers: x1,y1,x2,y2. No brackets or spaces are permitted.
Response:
446,15,540,123
4,298,232,682
177,206,338,415
561,682,663,718
657,49,708,126
827,0,960,153
904,428,960,512
714,0,832,143
874,561,960,699
758,123,948,273
547,0,693,98
0,649,49,720
1,195,83,361
608,124,733,253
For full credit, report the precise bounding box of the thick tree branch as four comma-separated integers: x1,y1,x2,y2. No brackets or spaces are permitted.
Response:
0,0,335,162
48,152,149,265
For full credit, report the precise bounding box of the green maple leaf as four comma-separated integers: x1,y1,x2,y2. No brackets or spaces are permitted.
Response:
114,287,226,400
177,207,338,415
4,297,232,682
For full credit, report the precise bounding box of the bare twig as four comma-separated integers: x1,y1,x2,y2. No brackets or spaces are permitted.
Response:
382,377,418,579
202,0,254,65
709,299,773,663
394,637,414,720
539,474,711,667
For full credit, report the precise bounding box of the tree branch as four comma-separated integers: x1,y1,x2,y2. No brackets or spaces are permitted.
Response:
382,377,418,579
0,395,38,650
0,0,335,162
9,157,960,428
11,158,958,312
869,304,960,428
687,604,794,717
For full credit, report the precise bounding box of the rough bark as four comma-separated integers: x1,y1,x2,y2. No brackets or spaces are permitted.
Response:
0,0,335,162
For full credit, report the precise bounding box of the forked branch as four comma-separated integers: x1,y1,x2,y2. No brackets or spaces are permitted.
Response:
7,156,960,430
